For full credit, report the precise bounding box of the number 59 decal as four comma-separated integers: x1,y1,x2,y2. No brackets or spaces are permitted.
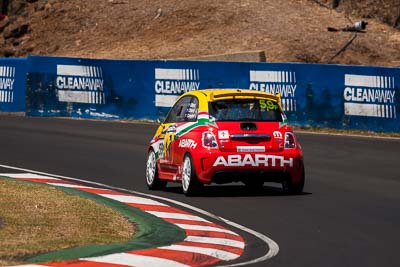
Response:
259,99,278,110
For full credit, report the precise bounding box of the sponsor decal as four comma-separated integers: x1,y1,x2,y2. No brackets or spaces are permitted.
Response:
163,131,175,159
273,131,283,139
218,130,230,139
259,99,279,110
56,64,105,104
157,139,164,159
178,139,198,149
213,154,293,167
344,74,396,119
249,70,297,112
154,68,200,107
0,66,15,103
237,146,265,152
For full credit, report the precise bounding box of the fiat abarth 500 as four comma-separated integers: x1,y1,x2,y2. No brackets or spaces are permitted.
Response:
145,89,305,195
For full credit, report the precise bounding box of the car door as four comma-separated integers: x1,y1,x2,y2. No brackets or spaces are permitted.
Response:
160,96,193,170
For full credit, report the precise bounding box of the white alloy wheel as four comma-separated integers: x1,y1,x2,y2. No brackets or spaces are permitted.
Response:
146,150,157,186
146,150,167,190
182,155,192,193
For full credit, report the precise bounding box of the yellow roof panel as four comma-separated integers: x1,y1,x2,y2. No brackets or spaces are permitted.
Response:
188,89,281,102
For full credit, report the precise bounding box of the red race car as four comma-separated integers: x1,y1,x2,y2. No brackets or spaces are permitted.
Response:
146,89,305,195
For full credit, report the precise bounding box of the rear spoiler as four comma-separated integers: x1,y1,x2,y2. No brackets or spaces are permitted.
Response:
210,90,281,103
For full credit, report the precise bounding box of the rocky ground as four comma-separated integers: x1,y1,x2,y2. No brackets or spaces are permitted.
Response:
0,0,399,66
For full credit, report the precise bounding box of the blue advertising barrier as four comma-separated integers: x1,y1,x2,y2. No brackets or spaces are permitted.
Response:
0,58,26,112
25,55,399,132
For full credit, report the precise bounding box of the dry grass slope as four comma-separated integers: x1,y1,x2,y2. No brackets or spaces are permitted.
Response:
0,0,399,66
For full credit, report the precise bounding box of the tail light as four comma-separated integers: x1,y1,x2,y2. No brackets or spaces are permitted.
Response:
202,131,218,149
284,132,296,149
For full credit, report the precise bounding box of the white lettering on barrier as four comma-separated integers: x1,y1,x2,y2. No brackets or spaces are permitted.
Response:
0,66,16,103
343,87,395,103
56,77,104,91
249,70,298,112
56,64,105,104
249,83,297,98
154,68,201,107
155,80,200,94
0,78,14,90
344,74,396,119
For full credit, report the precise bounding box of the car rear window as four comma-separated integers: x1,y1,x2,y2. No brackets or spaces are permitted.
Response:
209,98,283,122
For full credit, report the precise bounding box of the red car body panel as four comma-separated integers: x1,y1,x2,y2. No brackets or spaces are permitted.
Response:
147,89,305,191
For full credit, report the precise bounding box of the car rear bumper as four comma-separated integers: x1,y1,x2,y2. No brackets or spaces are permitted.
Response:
193,150,304,184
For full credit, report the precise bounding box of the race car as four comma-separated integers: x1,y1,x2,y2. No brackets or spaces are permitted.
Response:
146,89,305,195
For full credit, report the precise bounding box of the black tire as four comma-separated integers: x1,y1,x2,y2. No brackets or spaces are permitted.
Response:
145,149,167,190
181,154,202,196
282,168,305,195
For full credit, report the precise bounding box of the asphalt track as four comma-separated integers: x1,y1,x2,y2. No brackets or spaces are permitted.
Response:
0,115,399,267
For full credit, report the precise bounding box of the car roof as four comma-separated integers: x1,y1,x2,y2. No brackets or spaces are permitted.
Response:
184,89,281,103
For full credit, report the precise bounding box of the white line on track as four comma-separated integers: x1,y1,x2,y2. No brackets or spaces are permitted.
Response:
0,173,59,179
175,224,238,235
0,163,279,266
159,244,239,261
146,211,210,222
185,236,245,249
46,183,95,189
84,252,190,267
99,194,169,206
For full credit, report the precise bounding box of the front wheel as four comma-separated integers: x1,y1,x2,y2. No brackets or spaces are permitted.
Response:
181,154,202,196
146,149,167,190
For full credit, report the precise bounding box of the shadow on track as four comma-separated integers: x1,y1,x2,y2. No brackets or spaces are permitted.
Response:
162,184,312,197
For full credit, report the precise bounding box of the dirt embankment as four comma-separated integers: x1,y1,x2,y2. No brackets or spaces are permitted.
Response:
317,0,400,29
0,0,399,66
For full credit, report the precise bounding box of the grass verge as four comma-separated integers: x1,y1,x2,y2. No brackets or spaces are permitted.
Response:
0,178,134,266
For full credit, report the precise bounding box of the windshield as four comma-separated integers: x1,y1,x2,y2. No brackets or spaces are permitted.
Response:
209,98,283,122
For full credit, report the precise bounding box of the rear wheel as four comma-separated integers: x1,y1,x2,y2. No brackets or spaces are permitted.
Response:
146,149,167,190
282,169,305,195
181,154,202,196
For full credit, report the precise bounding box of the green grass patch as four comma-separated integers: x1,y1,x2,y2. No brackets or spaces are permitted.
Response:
0,178,134,266
28,186,185,263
